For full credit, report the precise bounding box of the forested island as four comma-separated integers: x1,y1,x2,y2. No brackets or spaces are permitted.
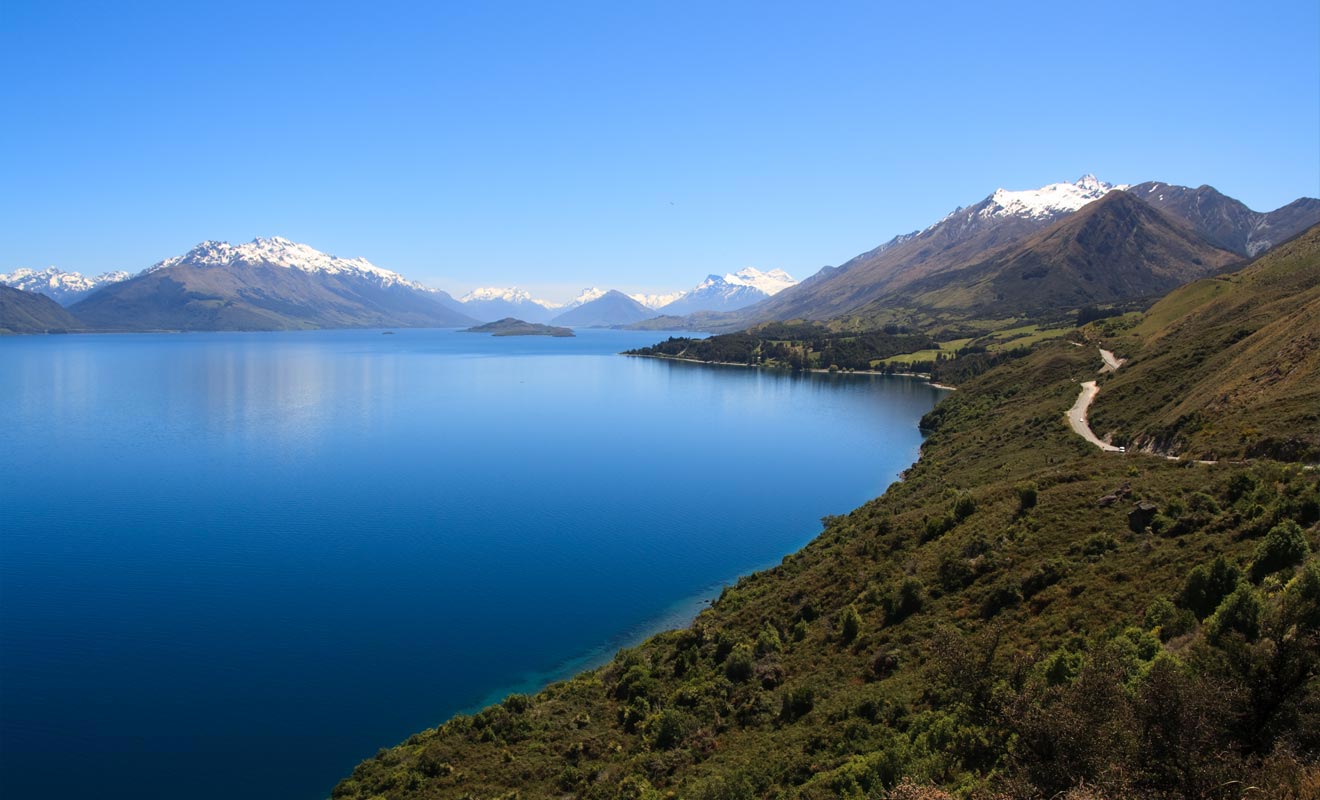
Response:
462,318,575,337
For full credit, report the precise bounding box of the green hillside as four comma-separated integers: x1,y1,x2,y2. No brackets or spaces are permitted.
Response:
1089,224,1320,461
334,251,1320,799
0,284,84,333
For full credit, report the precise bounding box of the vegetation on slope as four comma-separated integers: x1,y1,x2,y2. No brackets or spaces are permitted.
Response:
1088,223,1320,461
0,284,84,333
336,325,1320,798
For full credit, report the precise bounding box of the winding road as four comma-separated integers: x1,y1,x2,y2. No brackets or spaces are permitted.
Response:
1067,348,1125,452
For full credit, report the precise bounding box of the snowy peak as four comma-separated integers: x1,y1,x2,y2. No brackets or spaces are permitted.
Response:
459,286,559,309
983,175,1128,221
724,267,796,296
148,237,427,291
629,290,687,309
565,287,607,308
0,266,131,306
653,267,799,315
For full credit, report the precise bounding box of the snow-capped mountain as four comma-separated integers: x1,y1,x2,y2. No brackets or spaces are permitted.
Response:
146,236,432,291
655,267,799,316
458,286,561,323
0,267,130,306
980,174,1127,221
71,236,477,331
563,288,607,309
629,290,687,310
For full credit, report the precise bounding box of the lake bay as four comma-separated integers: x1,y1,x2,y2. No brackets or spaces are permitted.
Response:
0,329,945,799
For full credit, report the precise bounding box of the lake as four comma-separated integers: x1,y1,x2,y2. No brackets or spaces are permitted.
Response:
0,328,946,799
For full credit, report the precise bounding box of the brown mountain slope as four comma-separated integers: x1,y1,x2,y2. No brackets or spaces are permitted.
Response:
1129,181,1320,256
857,191,1241,317
0,284,84,333
1089,223,1320,461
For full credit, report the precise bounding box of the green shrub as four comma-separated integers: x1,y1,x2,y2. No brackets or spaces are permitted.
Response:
1144,596,1196,641
1016,481,1039,512
884,578,925,623
755,622,782,656
1179,556,1242,619
840,604,863,644
780,685,815,721
725,643,755,682
1250,520,1311,581
1207,583,1263,645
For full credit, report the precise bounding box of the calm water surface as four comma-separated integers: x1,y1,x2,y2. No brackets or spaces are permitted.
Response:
0,328,945,799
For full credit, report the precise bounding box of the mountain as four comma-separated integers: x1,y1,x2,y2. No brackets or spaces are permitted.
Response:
549,289,654,327
458,287,560,323
1090,222,1320,461
734,176,1317,327
629,290,687,309
742,175,1127,322
655,268,798,315
0,267,130,305
70,237,478,331
873,190,1242,317
0,284,84,333
1129,182,1320,257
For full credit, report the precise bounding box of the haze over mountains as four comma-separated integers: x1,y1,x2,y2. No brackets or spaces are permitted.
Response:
3,176,1317,334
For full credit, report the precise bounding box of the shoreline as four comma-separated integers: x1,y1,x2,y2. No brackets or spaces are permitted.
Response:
623,352,958,390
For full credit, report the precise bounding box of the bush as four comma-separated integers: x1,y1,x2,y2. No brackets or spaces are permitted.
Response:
780,685,815,721
1016,481,1039,512
1207,583,1263,645
646,708,694,750
953,492,977,522
840,605,863,644
1144,596,1196,641
1250,520,1311,582
725,643,755,682
1179,556,1242,619
884,578,925,623
981,582,1023,619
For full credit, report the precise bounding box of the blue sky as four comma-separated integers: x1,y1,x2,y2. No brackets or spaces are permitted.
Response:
3,0,1317,302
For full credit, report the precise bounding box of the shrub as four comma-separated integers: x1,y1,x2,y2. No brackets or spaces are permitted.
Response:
1250,520,1311,582
1207,583,1263,645
953,492,977,522
646,708,694,750
755,622,782,656
840,605,863,644
725,643,755,682
981,582,1022,619
884,578,925,623
780,685,815,721
1144,596,1196,641
1016,481,1039,513
1179,556,1241,619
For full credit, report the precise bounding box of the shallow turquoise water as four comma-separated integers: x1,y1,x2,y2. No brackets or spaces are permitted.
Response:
0,328,945,799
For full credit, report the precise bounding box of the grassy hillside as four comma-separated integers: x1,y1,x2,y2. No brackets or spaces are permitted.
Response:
1089,223,1320,461
0,284,84,333
335,319,1319,797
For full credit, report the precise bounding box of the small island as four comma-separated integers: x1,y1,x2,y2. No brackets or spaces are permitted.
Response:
462,317,575,337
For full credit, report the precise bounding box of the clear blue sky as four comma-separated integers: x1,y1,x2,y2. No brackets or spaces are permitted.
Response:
3,0,1317,301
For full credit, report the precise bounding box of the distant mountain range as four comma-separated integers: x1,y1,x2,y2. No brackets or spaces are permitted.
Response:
70,237,478,331
450,268,799,325
702,175,1320,328
3,177,1316,335
0,266,130,305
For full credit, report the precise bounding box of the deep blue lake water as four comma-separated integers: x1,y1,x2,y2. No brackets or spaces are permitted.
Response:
0,328,945,799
